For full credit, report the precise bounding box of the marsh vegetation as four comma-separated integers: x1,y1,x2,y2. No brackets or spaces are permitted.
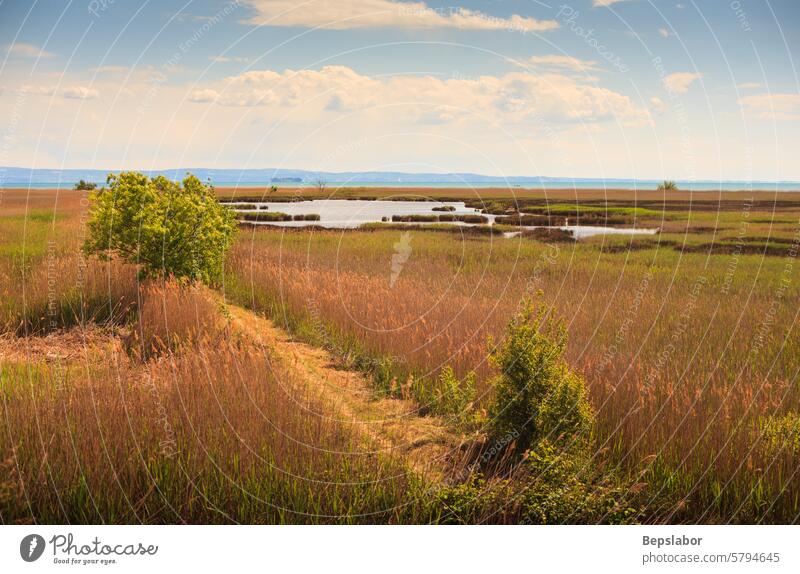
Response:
2,180,799,524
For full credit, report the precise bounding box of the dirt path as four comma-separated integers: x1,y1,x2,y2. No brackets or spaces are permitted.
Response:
215,294,472,481
0,324,122,365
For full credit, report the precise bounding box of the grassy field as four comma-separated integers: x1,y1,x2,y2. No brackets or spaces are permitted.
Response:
2,187,799,524
225,193,800,523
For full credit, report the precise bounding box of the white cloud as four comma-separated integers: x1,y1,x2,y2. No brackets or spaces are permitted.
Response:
209,56,250,63
650,96,666,115
18,84,99,99
737,82,761,90
189,86,275,107
19,85,57,96
658,28,672,38
662,72,701,94
189,89,220,103
188,65,649,125
510,55,601,73
4,43,55,59
593,0,631,6
62,86,100,100
740,93,800,120
241,0,558,31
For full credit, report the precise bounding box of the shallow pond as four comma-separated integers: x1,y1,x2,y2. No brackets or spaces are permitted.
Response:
231,199,658,239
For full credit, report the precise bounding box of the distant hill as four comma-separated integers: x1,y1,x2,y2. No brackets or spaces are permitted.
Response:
0,166,635,186
1,166,797,190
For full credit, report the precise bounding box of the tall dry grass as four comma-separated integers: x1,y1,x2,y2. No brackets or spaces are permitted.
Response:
0,194,138,334
0,340,434,523
225,227,800,522
133,280,224,356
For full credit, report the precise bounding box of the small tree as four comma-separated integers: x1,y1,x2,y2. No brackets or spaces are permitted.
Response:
74,179,97,191
488,297,594,454
657,180,678,191
83,171,237,284
314,174,327,194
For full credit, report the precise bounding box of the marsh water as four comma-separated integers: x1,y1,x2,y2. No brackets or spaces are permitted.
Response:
232,199,658,239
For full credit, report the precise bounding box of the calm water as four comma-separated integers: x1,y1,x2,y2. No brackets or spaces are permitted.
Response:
234,199,658,239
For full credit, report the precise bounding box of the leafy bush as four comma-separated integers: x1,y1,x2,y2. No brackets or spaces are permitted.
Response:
432,445,638,524
517,439,637,524
657,180,678,191
488,297,594,454
432,366,477,425
73,179,97,191
84,172,237,284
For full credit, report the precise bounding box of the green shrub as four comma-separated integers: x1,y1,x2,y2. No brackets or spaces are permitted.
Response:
432,366,477,425
73,179,97,191
488,297,594,454
518,439,637,524
83,172,237,284
431,447,637,524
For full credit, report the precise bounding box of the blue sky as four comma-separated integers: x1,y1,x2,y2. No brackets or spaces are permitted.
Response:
1,0,798,180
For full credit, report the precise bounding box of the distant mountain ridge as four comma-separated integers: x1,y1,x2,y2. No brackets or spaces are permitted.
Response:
0,166,623,185
1,166,796,187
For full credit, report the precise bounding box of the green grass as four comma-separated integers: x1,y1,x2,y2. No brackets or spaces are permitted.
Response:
534,204,666,218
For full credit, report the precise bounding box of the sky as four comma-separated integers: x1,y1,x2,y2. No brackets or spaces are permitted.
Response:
0,0,798,180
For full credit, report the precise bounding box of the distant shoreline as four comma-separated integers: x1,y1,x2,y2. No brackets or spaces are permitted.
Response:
4,182,800,193
8,186,800,204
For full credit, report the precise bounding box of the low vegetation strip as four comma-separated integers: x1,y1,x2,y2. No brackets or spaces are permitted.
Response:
238,212,321,222
391,213,489,224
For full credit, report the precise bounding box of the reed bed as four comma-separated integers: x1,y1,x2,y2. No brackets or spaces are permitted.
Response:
3,190,799,523
225,226,800,522
134,280,224,356
0,197,138,335
0,340,433,523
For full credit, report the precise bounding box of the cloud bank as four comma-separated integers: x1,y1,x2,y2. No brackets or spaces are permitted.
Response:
241,0,558,32
187,65,649,126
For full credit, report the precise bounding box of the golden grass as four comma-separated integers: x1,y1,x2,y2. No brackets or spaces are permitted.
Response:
225,225,800,522
0,190,138,334
3,188,799,523
133,280,224,356
0,339,432,523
